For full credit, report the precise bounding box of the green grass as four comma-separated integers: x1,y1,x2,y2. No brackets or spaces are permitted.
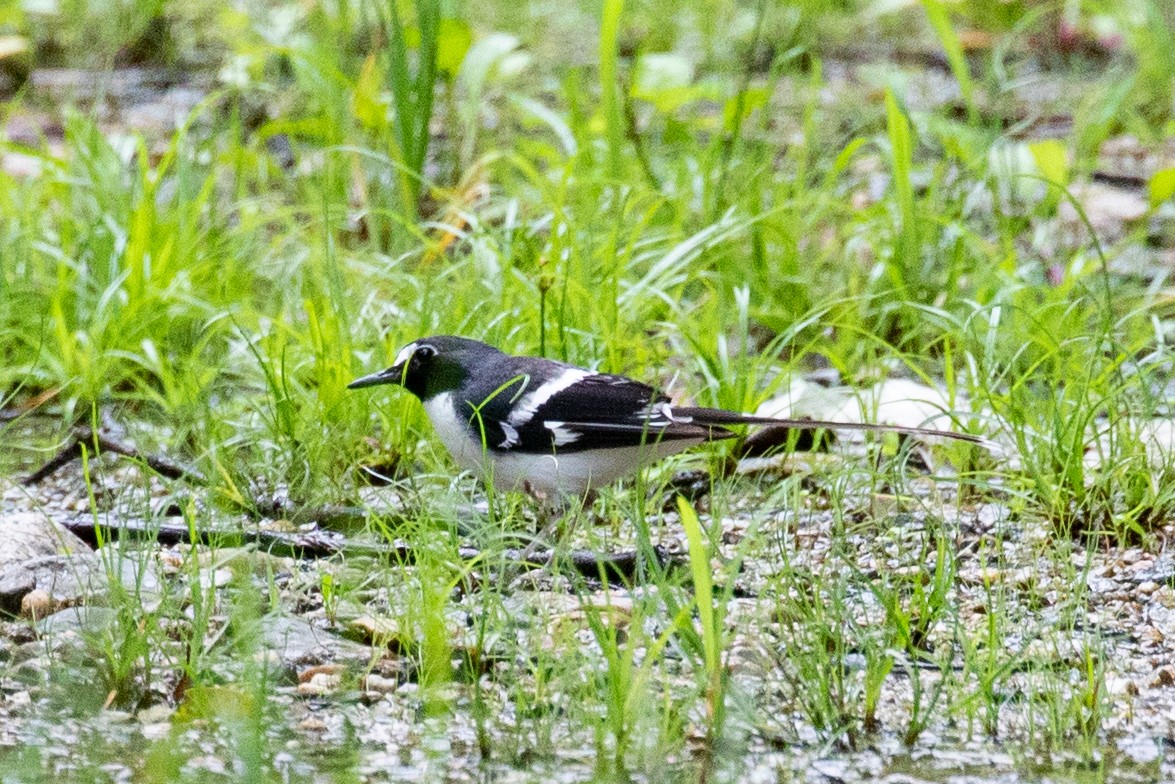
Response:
2,0,1174,780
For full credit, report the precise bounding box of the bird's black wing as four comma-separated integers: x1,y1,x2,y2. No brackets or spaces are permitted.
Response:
525,374,739,453
520,374,734,452
461,368,732,454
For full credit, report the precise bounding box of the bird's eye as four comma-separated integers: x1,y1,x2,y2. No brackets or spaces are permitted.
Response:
415,345,437,360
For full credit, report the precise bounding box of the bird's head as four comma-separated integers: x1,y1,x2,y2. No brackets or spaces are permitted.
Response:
347,335,499,400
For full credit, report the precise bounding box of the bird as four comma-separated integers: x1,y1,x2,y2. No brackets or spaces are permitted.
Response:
348,336,980,500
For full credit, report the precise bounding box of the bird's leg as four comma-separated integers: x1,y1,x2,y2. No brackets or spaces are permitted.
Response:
517,486,594,564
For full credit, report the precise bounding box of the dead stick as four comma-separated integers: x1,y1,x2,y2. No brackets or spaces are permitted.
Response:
23,427,205,486
52,513,673,584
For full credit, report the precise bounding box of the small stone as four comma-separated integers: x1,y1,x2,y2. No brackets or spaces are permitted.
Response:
158,551,184,575
892,565,929,582
36,606,119,637
1117,734,1161,765
141,722,171,741
1059,182,1149,243
1086,575,1117,594
1156,588,1175,609
189,755,226,774
137,704,174,725
199,568,234,591
362,673,398,694
1139,627,1165,647
0,152,40,179
257,614,371,673
20,589,53,619
0,513,93,566
102,710,134,723
348,615,404,646
296,671,341,696
1149,666,1175,688
1007,567,1035,589
1137,581,1160,595
297,663,345,684
810,757,851,781
961,567,1001,585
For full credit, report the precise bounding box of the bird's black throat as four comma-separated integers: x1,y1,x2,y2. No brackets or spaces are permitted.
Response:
410,357,469,402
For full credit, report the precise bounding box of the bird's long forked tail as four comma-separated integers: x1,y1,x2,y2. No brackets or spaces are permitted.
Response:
672,407,987,445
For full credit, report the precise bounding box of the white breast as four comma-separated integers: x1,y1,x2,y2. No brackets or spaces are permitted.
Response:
422,392,486,475
420,392,702,498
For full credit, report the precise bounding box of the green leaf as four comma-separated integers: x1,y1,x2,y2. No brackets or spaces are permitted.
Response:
927,115,990,171
513,96,576,155
435,17,472,77
1029,139,1069,187
885,89,915,293
457,32,524,127
829,136,867,179
352,53,387,131
458,33,520,93
920,0,975,122
678,496,717,673
1149,168,1175,207
722,87,768,133
599,0,625,180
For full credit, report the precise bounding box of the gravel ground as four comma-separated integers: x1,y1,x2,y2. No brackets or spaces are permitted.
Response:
2,440,1174,783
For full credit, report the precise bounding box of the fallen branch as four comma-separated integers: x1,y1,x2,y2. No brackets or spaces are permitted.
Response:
52,513,675,585
23,423,205,486
25,413,678,585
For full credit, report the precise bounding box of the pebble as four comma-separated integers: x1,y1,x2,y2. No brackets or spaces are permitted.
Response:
136,704,174,724
8,417,1175,780
1086,575,1117,594
1149,666,1175,688
1117,734,1162,765
296,671,341,697
362,674,399,694
297,663,345,683
19,589,52,619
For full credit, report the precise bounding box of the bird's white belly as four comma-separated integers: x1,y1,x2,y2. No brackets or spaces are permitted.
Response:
421,393,700,497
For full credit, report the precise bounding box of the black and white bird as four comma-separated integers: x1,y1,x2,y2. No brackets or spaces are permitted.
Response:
348,336,978,499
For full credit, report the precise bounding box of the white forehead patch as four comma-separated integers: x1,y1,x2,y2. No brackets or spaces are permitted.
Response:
393,342,418,367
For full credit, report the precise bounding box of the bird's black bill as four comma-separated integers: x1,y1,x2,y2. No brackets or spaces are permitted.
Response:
347,365,403,390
